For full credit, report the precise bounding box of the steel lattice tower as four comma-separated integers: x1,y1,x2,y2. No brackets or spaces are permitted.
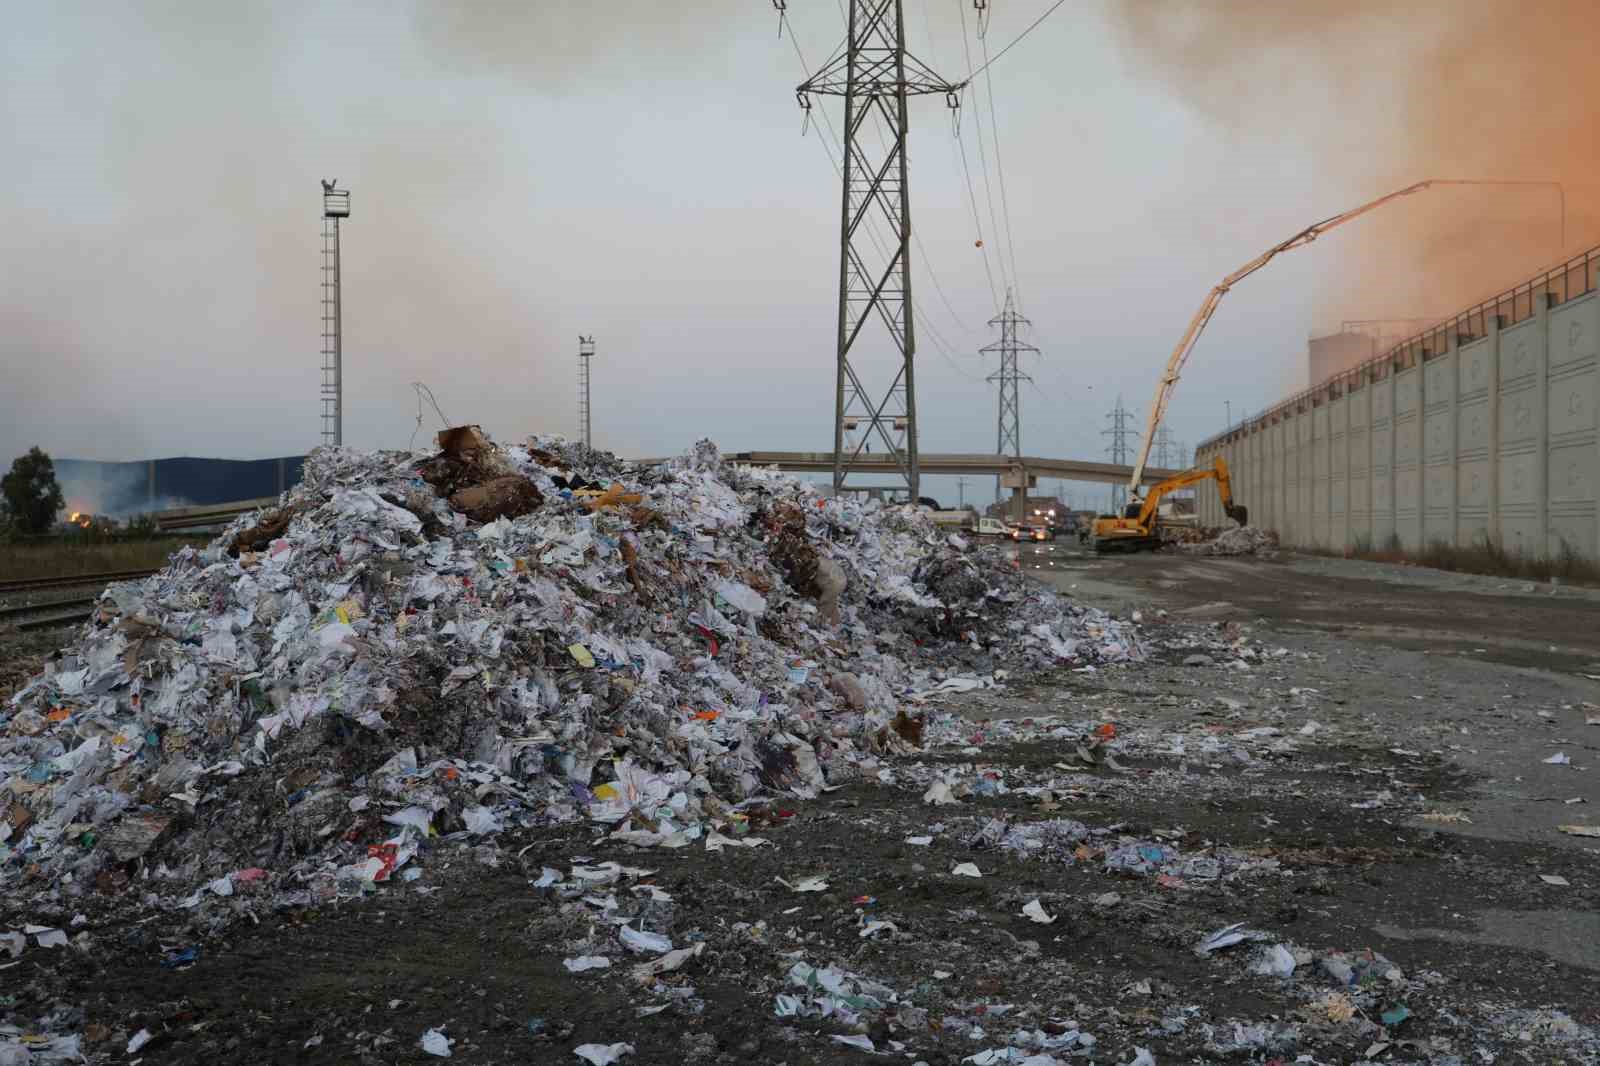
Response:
320,180,350,447
1153,423,1178,471
798,0,960,500
577,335,595,448
981,289,1036,501
1103,395,1136,515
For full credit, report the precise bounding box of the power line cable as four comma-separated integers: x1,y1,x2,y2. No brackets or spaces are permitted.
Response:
978,18,1024,312
954,122,999,310
963,0,1067,82
958,0,1010,303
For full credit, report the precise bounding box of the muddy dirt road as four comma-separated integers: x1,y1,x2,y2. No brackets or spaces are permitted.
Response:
6,547,1600,1064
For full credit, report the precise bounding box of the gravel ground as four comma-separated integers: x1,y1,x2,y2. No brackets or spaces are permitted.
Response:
4,545,1599,1064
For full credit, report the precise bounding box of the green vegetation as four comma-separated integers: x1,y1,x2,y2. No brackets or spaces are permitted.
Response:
1,447,65,534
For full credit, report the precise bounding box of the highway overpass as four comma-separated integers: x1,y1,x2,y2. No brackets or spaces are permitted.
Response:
722,452,1181,486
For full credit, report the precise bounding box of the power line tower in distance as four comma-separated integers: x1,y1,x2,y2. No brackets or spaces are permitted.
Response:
981,289,1037,505
1153,423,1180,471
577,335,595,448
1102,394,1136,516
798,0,962,501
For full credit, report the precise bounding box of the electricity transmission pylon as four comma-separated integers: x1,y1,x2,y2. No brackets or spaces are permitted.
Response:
1103,394,1136,515
1153,423,1179,471
981,289,1036,501
798,0,961,500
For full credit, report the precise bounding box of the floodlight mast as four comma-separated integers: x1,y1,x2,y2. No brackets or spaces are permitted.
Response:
320,179,351,448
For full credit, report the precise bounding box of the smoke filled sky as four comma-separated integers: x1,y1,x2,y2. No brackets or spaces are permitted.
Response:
4,1,1597,505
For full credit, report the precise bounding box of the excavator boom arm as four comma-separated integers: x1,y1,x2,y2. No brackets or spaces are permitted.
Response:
1134,456,1244,527
1123,178,1496,498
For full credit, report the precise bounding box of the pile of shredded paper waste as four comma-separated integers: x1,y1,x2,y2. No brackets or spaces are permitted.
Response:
2,431,1138,912
1177,525,1279,557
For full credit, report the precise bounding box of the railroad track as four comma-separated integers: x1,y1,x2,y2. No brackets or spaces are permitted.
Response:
0,597,98,631
0,568,157,596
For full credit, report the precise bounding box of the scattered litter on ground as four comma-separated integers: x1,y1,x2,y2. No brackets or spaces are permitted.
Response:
1250,943,1297,978
564,955,612,973
420,1027,453,1057
573,1041,634,1064
1021,899,1056,924
1195,922,1269,956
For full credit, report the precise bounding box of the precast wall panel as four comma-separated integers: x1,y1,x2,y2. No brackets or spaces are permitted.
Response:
1394,367,1421,550
1423,352,1455,547
1348,387,1371,546
1271,421,1287,533
1330,397,1348,546
1313,405,1331,547
1371,374,1395,547
1283,419,1300,544
1498,319,1541,555
1546,292,1598,557
1297,411,1313,544
1456,336,1493,547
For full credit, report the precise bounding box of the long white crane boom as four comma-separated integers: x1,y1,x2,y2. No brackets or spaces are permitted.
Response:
1124,178,1521,501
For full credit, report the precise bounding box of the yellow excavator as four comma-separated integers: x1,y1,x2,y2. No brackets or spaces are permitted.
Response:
1089,178,1483,555
1089,456,1247,552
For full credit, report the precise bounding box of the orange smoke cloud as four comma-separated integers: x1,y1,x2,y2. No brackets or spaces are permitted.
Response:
1106,0,1600,330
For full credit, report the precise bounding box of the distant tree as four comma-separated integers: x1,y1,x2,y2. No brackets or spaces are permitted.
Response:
1,447,65,534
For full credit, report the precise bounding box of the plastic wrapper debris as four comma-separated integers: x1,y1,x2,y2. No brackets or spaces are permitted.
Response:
573,1042,635,1065
630,941,703,982
1250,943,1297,978
0,434,1139,920
1020,899,1056,924
420,1027,454,1057
778,959,903,1025
1317,949,1402,987
618,925,673,954
564,955,612,973
1195,922,1269,956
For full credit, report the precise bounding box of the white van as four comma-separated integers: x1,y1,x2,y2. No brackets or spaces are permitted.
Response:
972,517,1009,537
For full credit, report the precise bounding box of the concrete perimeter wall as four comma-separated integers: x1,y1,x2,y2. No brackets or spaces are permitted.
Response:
1196,260,1600,559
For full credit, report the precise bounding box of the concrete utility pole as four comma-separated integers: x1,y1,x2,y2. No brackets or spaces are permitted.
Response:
982,289,1038,503
320,180,350,447
1103,394,1135,515
798,0,961,501
956,476,968,508
578,335,595,448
